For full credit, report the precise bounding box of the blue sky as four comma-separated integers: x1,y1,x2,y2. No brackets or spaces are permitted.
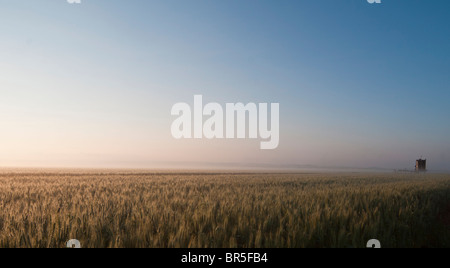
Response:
0,0,449,170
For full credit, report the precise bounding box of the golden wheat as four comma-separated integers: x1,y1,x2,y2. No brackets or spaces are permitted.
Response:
0,171,449,248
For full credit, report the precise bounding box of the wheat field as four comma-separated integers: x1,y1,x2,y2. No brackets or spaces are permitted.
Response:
0,170,449,248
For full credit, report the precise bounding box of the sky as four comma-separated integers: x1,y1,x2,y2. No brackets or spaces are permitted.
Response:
0,0,449,171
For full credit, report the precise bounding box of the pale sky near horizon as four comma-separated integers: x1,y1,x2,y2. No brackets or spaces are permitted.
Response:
1,0,449,171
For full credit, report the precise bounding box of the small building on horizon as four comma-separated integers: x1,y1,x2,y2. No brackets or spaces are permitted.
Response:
415,159,427,172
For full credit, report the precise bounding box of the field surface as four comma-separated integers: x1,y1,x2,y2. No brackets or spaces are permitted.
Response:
0,170,449,248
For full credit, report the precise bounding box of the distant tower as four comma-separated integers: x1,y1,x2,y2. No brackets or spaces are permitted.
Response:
415,158,427,172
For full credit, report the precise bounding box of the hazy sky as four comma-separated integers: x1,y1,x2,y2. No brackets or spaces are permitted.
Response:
1,0,449,170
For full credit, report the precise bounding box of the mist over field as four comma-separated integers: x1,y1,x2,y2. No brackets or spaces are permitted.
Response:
1,1,450,250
